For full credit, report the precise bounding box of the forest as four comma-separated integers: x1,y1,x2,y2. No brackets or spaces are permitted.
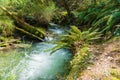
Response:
0,0,120,80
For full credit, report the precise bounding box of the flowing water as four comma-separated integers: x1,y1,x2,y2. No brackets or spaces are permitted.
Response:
13,24,72,80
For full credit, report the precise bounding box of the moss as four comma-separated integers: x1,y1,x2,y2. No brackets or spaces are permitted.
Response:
110,76,120,80
67,46,92,79
0,36,7,42
110,69,120,78
0,43,8,47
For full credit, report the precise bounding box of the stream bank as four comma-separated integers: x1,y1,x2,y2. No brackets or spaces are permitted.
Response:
0,24,73,80
78,37,120,80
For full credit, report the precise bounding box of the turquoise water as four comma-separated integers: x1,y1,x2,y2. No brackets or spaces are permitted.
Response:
17,43,71,80
13,24,72,80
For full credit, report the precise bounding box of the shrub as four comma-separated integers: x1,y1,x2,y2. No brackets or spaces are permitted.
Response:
0,16,15,37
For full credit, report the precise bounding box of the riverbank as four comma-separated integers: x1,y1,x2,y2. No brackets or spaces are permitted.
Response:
0,49,25,79
0,0,120,80
1,31,120,80
0,38,32,79
0,36,32,51
78,37,120,80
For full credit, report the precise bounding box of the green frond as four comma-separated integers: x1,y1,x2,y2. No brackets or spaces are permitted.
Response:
46,42,67,54
107,11,120,27
50,26,101,54
71,26,81,34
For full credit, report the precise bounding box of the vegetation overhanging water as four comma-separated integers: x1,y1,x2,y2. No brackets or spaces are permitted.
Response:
0,0,120,80
0,25,72,80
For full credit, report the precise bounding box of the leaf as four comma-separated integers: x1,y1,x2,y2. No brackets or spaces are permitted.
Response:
71,26,81,34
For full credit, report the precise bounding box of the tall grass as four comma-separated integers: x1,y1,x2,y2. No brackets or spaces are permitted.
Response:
0,16,15,37
0,50,25,80
0,0,15,37
1,0,56,23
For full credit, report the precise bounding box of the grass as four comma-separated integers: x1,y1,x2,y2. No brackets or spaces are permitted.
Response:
0,49,25,80
0,15,15,37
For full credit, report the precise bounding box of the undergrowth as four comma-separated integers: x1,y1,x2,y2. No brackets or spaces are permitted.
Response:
66,46,92,80
0,50,25,80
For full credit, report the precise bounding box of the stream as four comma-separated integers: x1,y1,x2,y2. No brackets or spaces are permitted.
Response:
12,23,72,80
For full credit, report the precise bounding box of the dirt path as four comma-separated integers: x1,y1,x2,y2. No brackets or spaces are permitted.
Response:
79,38,120,80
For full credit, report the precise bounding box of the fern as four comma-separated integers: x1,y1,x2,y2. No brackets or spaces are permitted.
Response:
71,26,81,34
49,26,101,54
107,11,120,27
76,1,120,34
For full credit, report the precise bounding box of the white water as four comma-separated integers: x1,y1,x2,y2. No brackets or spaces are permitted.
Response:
14,24,72,80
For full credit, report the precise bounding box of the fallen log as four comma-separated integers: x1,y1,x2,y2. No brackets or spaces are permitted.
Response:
0,6,45,41
15,27,44,41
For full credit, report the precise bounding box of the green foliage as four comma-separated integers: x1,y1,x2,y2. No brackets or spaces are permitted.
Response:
48,26,101,79
110,69,120,79
60,26,101,49
114,25,120,36
67,46,91,79
0,0,56,23
0,0,120,80
0,26,3,34
6,73,16,80
0,36,7,42
0,1,15,37
0,16,15,36
76,2,120,34
0,6,45,41
12,0,56,23
50,26,101,53
0,50,25,80
24,0,56,22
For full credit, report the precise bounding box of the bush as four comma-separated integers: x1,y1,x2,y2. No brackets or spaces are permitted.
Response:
0,17,15,37
75,1,120,35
